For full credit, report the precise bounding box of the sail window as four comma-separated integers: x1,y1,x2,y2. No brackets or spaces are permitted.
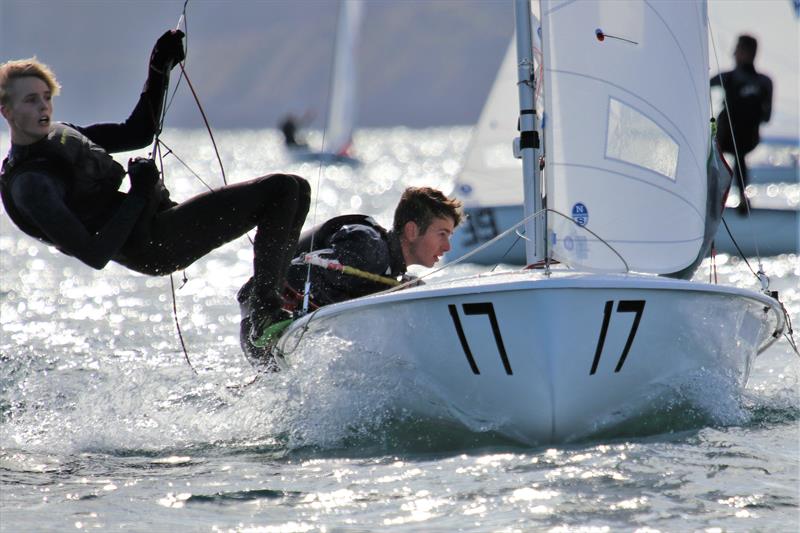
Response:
605,98,679,180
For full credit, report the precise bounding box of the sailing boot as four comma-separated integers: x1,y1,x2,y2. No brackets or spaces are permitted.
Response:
248,291,295,350
250,309,294,349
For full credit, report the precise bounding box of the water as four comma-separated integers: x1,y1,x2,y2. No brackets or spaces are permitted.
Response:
1,128,798,532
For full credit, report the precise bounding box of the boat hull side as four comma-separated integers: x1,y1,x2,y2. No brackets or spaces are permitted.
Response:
279,279,780,444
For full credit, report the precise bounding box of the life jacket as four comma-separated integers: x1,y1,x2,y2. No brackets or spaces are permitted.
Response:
295,214,389,255
283,214,400,310
0,123,126,243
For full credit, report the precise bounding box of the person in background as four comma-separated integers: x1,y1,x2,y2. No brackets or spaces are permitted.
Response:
278,110,314,149
710,34,773,214
238,186,463,370
0,30,310,334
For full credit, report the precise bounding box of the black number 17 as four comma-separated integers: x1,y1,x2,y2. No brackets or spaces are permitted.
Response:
590,300,646,375
448,302,512,375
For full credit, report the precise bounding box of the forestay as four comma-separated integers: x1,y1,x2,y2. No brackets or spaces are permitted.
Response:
541,0,710,273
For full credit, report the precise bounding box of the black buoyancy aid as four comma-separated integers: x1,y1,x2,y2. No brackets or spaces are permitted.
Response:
0,123,126,242
295,214,390,256
282,214,397,310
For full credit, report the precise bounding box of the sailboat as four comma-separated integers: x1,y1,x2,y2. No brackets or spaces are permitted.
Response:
451,9,799,264
289,0,364,165
272,0,787,445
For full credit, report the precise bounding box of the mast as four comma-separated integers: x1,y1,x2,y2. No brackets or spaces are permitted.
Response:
514,0,545,263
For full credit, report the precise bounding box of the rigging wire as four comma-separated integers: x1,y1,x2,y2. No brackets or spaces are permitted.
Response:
300,0,347,317
151,0,237,375
156,1,196,374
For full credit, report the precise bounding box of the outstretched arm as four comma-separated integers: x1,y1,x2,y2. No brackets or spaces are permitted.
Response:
78,30,186,153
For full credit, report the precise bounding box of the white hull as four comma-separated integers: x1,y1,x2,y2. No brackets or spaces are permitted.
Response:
276,272,783,444
449,204,799,265
287,146,361,166
714,207,799,257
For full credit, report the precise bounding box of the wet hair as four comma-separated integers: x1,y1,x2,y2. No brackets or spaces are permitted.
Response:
0,58,61,107
393,186,463,235
736,35,758,59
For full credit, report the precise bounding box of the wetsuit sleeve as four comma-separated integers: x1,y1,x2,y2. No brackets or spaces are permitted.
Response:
9,170,147,270
74,69,171,153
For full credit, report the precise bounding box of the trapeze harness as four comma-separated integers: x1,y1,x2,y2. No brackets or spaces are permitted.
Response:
0,123,129,244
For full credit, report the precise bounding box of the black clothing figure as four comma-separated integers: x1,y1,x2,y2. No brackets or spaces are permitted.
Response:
238,215,410,369
710,35,773,214
1,31,310,329
279,114,307,148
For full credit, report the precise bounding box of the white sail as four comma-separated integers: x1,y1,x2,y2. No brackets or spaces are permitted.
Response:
456,8,542,208
541,0,710,273
323,0,365,156
457,41,522,207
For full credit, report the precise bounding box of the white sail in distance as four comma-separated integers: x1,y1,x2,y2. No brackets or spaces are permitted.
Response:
323,0,365,156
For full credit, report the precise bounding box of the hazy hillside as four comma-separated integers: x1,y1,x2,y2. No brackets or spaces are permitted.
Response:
1,0,512,129
2,1,796,136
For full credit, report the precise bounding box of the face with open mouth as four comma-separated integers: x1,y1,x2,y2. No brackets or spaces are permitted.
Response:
1,76,53,145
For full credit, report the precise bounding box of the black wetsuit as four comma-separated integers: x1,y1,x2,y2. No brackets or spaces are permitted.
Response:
237,214,409,368
1,54,310,321
279,117,305,148
711,64,773,193
284,215,408,308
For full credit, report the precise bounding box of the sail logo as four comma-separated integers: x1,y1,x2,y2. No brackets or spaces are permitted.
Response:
571,203,589,226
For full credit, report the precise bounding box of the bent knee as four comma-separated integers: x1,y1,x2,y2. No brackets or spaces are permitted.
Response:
257,173,308,197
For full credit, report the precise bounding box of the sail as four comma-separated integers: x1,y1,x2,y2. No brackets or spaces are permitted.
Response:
541,0,710,273
456,7,542,208
323,0,365,156
456,41,521,207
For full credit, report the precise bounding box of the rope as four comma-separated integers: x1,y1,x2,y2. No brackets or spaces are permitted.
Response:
170,274,197,374
156,0,237,375
296,251,401,287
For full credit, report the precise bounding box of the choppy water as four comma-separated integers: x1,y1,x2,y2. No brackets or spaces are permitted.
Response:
1,128,798,532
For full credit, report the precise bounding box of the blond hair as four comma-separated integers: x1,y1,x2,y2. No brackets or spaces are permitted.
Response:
0,58,61,107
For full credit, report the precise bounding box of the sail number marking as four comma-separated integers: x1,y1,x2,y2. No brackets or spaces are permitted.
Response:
448,302,512,375
590,300,646,375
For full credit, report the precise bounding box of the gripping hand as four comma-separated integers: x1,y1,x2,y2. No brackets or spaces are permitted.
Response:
127,157,159,197
149,29,185,73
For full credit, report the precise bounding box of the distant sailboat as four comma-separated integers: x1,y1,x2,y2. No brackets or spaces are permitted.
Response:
289,0,364,165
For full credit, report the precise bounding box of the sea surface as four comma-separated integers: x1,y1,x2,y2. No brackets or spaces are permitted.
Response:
1,127,798,532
